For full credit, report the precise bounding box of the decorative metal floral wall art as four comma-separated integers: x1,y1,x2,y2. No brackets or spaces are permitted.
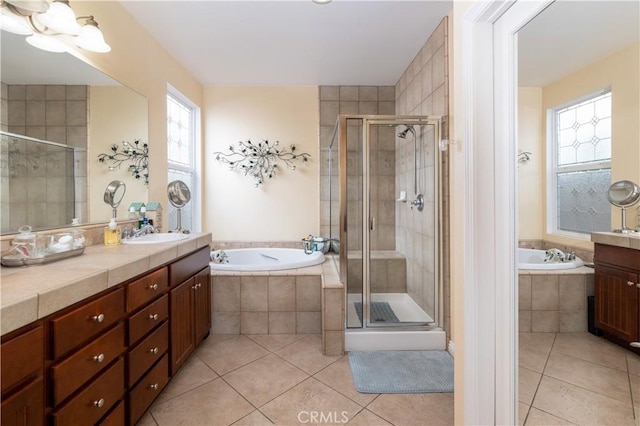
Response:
214,139,311,187
97,139,149,185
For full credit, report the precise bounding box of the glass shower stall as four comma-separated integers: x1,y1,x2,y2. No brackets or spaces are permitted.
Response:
329,115,446,350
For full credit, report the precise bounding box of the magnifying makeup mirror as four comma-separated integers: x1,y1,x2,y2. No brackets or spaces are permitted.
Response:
607,180,640,233
103,180,126,218
167,180,191,233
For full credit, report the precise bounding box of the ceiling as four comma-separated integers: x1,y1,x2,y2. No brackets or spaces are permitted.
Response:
1,1,637,89
120,0,453,86
518,0,639,87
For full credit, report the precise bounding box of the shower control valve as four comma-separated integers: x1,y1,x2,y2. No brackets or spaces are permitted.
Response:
410,194,425,212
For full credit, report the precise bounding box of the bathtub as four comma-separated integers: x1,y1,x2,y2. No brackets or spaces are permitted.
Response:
518,248,584,270
209,248,325,272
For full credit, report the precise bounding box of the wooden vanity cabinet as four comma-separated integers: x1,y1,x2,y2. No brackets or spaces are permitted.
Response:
169,246,211,375
1,245,212,426
594,243,640,350
1,325,44,426
46,288,126,426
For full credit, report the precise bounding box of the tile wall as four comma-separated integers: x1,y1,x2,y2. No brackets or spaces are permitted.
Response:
518,271,595,332
394,18,450,329
318,85,396,248
212,275,322,335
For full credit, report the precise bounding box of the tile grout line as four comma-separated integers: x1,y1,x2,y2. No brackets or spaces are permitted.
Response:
524,332,558,425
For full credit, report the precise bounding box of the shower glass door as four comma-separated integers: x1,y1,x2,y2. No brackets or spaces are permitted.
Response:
366,118,441,327
337,115,442,330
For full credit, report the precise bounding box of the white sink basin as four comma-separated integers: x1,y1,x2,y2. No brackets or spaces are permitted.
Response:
122,233,190,245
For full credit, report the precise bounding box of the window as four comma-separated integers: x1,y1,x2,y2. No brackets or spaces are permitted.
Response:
167,87,200,232
548,89,611,237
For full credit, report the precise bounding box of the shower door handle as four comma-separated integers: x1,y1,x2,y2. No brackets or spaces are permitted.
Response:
370,217,375,231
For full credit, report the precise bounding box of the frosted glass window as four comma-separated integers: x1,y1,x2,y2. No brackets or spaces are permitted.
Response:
550,90,611,235
557,169,611,233
167,90,197,232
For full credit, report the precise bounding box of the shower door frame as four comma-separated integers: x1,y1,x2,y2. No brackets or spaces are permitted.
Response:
338,114,444,330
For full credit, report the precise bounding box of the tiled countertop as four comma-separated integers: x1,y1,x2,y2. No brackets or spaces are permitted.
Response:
591,231,640,250
0,233,212,336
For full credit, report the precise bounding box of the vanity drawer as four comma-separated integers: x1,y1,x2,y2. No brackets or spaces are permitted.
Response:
169,246,210,287
128,321,169,386
129,354,169,425
97,399,124,426
50,323,125,406
51,357,124,426
127,267,168,313
1,325,43,395
50,288,125,359
128,294,169,345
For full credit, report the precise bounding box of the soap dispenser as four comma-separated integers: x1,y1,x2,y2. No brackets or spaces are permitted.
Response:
104,218,121,246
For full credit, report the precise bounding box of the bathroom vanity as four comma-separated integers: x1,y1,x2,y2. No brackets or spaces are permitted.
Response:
592,232,640,353
0,233,211,426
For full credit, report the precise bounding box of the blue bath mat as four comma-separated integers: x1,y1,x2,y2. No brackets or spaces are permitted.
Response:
354,302,399,324
348,350,454,393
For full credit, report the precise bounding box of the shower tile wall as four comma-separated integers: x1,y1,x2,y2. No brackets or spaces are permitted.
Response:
395,17,450,330
318,86,396,249
1,83,88,231
320,86,404,293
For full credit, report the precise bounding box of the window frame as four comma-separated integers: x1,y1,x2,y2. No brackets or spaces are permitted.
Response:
167,84,201,232
546,88,612,239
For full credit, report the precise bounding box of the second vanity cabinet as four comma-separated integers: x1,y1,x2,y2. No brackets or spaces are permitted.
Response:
0,243,212,426
594,243,640,350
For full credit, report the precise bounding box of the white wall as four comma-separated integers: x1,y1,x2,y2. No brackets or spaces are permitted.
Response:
517,87,544,240
203,87,319,242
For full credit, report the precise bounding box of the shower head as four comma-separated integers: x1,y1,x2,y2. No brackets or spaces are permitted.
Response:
397,125,416,139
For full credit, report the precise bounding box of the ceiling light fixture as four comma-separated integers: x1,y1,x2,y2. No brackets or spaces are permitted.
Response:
0,0,111,53
311,0,332,4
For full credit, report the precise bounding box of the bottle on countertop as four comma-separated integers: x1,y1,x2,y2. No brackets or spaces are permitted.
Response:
128,206,139,220
104,218,121,246
138,206,148,229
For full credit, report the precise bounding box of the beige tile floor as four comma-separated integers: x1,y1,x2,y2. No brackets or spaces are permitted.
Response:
138,334,455,425
137,331,639,425
519,332,640,426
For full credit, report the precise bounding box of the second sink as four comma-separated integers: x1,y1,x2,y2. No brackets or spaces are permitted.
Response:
122,233,190,244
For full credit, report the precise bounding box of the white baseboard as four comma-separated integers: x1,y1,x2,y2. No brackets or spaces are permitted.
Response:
448,340,455,357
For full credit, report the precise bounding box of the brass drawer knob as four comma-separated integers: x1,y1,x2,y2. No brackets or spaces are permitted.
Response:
93,398,105,408
93,353,105,363
92,314,105,323
149,313,159,321
149,283,159,291
149,383,159,390
149,347,159,354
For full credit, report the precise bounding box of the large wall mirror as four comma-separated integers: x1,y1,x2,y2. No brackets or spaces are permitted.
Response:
1,32,149,234
517,1,639,242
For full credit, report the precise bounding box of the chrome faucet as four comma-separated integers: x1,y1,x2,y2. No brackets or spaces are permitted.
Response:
132,224,156,238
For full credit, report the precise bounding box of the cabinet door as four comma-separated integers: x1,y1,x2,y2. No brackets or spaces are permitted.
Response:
193,267,211,344
170,277,195,375
1,377,43,426
595,265,639,343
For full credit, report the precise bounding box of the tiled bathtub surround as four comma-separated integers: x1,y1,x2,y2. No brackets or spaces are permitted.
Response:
519,268,595,333
212,275,322,335
211,256,345,356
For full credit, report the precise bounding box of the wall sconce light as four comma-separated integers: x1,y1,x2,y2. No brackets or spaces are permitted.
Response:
0,0,111,53
214,139,311,187
98,139,149,185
